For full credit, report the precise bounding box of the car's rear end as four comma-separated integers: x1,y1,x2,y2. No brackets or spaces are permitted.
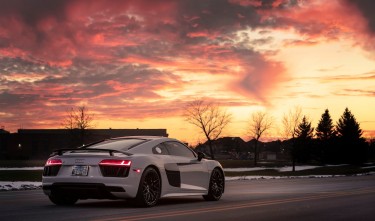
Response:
42,152,141,203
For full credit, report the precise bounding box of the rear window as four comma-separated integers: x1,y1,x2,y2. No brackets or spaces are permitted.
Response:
88,139,148,151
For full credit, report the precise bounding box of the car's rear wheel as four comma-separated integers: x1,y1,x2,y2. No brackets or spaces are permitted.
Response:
203,168,224,201
134,167,161,207
48,193,78,206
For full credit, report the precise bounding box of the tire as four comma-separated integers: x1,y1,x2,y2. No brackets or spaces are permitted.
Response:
203,168,224,201
48,193,78,206
134,167,161,207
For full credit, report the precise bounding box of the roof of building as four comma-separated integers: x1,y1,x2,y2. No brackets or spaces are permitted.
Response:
17,128,168,137
0,129,10,134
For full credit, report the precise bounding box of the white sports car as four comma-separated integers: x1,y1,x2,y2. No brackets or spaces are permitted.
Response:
42,136,225,207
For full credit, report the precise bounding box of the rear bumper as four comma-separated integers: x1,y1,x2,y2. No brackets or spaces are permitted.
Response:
43,183,129,199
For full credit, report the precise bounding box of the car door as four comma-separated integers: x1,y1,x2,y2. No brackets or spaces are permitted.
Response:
163,141,209,192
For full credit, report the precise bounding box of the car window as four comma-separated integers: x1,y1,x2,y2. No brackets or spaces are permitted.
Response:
88,139,147,151
152,144,169,155
163,141,196,158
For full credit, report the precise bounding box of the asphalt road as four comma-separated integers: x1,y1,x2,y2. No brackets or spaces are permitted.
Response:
1,176,374,221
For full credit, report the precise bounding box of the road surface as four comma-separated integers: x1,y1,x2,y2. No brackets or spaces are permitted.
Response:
1,175,374,221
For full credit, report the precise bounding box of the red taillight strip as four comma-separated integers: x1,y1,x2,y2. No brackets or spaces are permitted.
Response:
99,159,131,166
45,159,62,166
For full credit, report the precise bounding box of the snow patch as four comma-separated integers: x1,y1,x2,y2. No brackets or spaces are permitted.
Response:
224,165,322,172
225,175,343,181
224,167,270,172
225,172,375,181
277,166,321,172
224,165,353,173
0,182,42,191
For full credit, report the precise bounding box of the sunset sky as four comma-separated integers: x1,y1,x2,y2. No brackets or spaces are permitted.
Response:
0,0,374,144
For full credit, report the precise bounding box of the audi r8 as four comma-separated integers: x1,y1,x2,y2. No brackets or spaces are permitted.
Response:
42,136,225,207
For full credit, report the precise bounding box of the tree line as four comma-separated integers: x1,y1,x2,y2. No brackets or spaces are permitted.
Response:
292,108,368,166
61,102,372,167
185,100,372,167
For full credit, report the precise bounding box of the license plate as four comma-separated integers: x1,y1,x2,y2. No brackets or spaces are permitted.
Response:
72,165,89,176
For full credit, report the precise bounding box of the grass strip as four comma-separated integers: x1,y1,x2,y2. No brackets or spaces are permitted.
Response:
0,170,43,182
225,165,375,177
0,160,46,168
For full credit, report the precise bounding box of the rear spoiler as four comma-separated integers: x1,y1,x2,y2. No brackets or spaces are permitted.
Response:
51,148,133,157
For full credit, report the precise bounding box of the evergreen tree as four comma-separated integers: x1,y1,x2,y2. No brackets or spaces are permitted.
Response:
296,116,314,139
336,108,367,164
316,109,336,164
336,108,362,140
316,109,335,140
293,116,314,163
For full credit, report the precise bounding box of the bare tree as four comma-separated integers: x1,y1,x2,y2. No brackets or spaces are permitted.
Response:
248,111,273,166
63,105,95,146
281,106,302,172
185,100,231,160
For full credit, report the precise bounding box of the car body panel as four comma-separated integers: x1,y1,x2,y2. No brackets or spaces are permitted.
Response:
42,136,224,202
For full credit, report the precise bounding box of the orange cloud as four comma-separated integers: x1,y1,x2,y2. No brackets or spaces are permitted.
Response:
1,0,373,138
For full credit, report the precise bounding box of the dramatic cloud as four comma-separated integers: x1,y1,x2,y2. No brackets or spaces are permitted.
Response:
0,0,374,138
344,0,375,34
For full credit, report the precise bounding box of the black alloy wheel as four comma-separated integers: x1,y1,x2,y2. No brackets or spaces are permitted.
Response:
203,168,224,201
135,167,161,207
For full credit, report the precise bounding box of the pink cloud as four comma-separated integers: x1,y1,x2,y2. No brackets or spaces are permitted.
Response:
254,0,375,51
230,56,286,101
2,0,373,133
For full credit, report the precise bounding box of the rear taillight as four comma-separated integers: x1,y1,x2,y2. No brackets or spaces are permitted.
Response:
99,159,131,177
45,159,62,166
43,158,62,176
99,159,131,166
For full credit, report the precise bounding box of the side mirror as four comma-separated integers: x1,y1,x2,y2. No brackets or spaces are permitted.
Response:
197,152,206,161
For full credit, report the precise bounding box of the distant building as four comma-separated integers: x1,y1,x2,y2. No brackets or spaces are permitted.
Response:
0,128,168,160
0,129,10,159
195,137,249,160
0,129,9,134
195,137,286,160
